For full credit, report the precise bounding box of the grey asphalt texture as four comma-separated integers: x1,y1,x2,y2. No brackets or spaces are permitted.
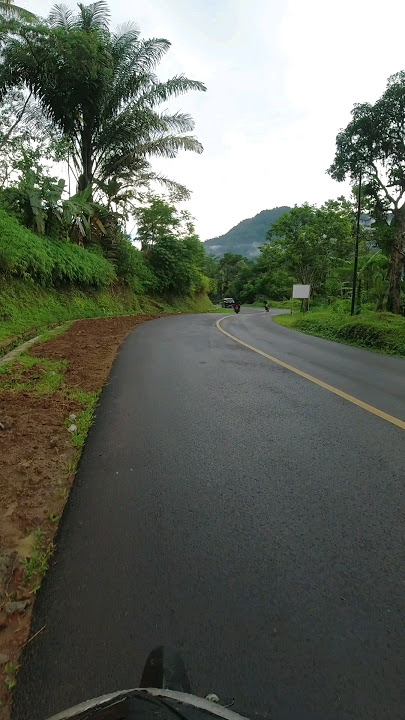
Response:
13,310,405,720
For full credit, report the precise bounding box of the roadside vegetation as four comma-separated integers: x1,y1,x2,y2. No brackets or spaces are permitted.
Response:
204,71,405,353
0,0,211,355
0,2,211,713
274,310,405,357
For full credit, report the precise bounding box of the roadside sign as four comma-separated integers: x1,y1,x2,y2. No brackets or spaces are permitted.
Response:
293,284,311,299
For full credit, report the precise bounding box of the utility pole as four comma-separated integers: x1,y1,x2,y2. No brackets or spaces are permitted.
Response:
351,171,362,316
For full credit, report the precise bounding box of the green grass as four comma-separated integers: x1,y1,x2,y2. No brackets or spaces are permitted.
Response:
0,208,115,287
0,277,213,351
0,354,66,394
66,389,100,448
3,662,18,691
22,527,54,594
274,310,405,357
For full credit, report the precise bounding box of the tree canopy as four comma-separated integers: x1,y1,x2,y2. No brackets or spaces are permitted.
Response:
329,71,405,313
0,1,206,199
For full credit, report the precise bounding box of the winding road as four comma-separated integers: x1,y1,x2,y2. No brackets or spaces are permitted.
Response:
13,310,405,720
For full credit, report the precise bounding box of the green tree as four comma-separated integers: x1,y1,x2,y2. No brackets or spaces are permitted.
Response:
265,201,353,296
136,195,209,296
217,252,245,297
328,71,405,313
0,0,35,20
134,196,180,250
0,1,206,197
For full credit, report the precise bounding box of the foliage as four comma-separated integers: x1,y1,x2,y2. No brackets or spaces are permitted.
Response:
22,526,54,593
136,195,209,295
0,2,206,203
0,208,116,286
329,71,405,313
0,276,212,345
0,0,35,20
113,236,158,293
204,200,359,306
0,88,64,188
204,206,291,258
148,234,203,295
275,310,405,357
134,196,180,250
265,200,354,293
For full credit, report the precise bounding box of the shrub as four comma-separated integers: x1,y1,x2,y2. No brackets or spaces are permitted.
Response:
280,310,405,356
113,237,158,293
0,209,115,287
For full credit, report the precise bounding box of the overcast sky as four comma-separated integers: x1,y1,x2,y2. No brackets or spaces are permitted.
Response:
28,0,405,239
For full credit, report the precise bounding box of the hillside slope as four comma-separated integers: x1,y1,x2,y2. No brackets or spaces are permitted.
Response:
204,206,291,258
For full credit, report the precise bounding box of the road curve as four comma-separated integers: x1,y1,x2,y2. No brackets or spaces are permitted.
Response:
13,312,405,720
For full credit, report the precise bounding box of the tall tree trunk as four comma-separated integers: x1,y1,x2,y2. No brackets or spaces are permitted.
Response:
78,125,93,193
386,211,404,314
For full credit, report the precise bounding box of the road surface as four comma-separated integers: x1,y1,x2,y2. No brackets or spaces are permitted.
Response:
13,311,405,720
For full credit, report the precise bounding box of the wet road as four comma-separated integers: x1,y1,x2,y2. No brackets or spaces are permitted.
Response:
13,311,405,720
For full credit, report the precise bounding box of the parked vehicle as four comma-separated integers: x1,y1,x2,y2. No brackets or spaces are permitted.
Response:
221,297,235,308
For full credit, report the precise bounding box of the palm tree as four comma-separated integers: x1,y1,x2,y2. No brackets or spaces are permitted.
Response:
0,0,35,19
0,1,206,197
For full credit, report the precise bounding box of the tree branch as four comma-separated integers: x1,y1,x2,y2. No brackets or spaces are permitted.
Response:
0,91,32,151
370,162,396,206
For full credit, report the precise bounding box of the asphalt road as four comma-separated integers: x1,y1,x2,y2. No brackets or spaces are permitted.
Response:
13,311,405,720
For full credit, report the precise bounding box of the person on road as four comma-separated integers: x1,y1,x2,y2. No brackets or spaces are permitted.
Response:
264,300,269,312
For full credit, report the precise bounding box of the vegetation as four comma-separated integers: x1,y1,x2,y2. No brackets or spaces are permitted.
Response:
0,208,116,287
204,207,291,258
0,277,212,348
205,194,403,312
329,72,405,314
22,527,54,593
0,1,205,197
0,1,210,342
275,311,405,357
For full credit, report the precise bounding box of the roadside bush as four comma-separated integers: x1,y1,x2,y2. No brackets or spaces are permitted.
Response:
277,310,405,356
0,209,115,287
113,237,158,293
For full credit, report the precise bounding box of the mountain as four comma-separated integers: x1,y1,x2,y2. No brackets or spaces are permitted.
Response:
204,206,291,258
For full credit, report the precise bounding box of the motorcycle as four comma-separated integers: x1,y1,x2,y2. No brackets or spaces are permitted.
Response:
233,304,241,314
47,647,248,720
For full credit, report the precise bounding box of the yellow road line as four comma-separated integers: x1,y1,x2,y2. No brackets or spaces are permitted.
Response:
216,316,405,431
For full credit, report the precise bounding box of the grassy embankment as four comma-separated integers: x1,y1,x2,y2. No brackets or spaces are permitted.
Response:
274,309,405,357
0,207,212,354
0,278,212,351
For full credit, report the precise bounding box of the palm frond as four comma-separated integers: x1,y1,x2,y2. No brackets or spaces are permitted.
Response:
157,111,195,134
105,38,171,115
135,134,204,158
48,4,75,29
137,75,206,109
0,0,36,20
77,0,110,32
111,21,140,44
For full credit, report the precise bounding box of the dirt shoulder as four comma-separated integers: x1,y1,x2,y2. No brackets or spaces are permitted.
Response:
0,315,158,718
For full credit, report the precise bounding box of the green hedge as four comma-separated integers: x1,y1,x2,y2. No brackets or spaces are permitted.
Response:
275,310,405,356
0,209,116,287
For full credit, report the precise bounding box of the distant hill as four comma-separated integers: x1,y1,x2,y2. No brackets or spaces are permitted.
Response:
204,207,291,258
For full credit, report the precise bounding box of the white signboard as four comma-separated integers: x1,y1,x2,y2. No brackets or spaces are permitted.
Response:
293,284,311,299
